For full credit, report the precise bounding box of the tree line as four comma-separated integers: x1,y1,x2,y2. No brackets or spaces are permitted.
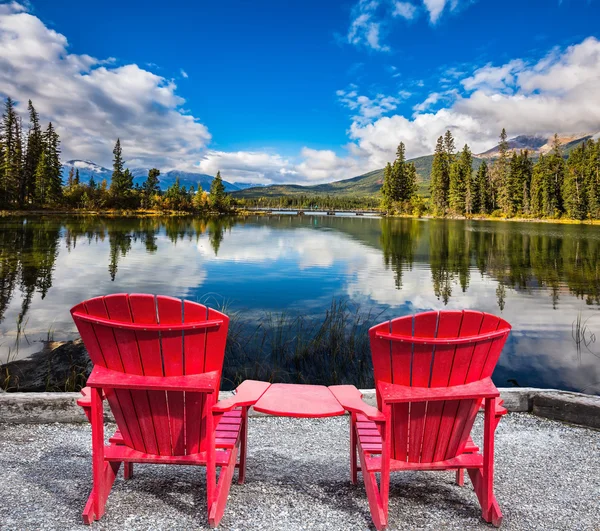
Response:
0,97,230,212
382,129,600,220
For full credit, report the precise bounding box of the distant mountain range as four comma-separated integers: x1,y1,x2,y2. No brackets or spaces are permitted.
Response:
233,132,598,199
60,160,261,192
63,132,599,199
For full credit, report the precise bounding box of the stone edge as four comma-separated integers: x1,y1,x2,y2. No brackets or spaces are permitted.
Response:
0,388,598,429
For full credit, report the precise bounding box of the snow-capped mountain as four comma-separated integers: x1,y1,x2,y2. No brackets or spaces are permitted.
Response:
61,160,239,192
477,133,598,158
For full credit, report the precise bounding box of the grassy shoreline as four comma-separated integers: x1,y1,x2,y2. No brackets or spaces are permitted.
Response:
2,206,600,226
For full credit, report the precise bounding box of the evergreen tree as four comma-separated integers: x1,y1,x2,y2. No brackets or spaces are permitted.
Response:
563,142,588,220
89,175,96,190
449,144,471,215
109,139,133,205
142,168,160,208
74,168,80,186
543,134,566,217
506,150,532,216
209,171,227,211
474,160,491,214
494,128,510,214
530,154,546,217
1,97,22,205
586,139,600,218
34,150,49,204
22,100,43,205
430,135,451,215
381,162,393,212
67,166,74,188
42,122,62,203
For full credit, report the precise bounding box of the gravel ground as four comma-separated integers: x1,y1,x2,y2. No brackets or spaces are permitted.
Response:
0,413,598,531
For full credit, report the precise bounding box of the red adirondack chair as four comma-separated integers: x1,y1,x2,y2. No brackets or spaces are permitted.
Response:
332,310,511,530
72,294,264,527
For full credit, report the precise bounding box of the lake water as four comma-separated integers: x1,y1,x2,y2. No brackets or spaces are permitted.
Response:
1,214,599,394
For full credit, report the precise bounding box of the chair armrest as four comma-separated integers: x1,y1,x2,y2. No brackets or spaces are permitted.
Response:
378,377,500,404
328,385,385,422
213,380,271,413
77,386,92,408
87,365,219,392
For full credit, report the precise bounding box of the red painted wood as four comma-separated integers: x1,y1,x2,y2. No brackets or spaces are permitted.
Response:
83,297,143,451
362,310,511,530
328,385,385,421
375,327,508,345
365,451,483,473
389,315,412,461
378,377,499,403
409,312,438,462
72,293,235,527
87,365,219,392
157,296,186,455
72,312,223,331
253,384,346,417
183,300,208,455
104,294,157,455
213,380,271,412
421,311,463,462
128,294,172,456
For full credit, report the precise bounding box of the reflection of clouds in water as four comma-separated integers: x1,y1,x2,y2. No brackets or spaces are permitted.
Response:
198,225,379,270
0,235,207,362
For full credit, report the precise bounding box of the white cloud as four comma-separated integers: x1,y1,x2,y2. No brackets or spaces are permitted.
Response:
346,37,600,165
345,0,473,52
337,87,402,124
0,3,210,169
412,91,441,112
393,2,418,19
423,0,463,23
347,6,390,52
180,68,189,78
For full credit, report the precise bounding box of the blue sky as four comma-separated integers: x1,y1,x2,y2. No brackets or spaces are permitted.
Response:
1,0,599,184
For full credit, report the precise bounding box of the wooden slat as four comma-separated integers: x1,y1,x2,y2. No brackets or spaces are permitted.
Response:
434,311,484,462
104,294,158,456
377,377,499,403
103,445,232,466
86,365,219,392
157,296,186,456
183,300,208,455
85,296,143,451
128,294,172,456
421,311,462,462
328,385,385,421
389,316,413,462
409,312,437,463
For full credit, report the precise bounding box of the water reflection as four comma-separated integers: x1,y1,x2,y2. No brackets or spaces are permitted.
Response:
0,215,599,393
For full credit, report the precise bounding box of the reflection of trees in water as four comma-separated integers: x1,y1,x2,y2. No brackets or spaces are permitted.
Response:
0,218,60,325
379,219,600,310
379,218,422,290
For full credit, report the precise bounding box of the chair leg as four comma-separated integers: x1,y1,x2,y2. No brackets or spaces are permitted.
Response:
357,443,387,531
468,398,502,527
238,407,248,484
350,413,358,485
124,462,133,480
209,446,239,528
83,388,120,524
455,469,465,486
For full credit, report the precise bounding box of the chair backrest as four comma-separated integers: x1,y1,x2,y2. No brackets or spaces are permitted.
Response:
369,310,511,464
71,293,229,457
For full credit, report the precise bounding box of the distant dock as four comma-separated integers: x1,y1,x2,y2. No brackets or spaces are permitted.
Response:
243,207,384,216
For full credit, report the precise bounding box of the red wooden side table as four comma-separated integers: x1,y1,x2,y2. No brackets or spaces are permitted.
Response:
214,380,383,420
